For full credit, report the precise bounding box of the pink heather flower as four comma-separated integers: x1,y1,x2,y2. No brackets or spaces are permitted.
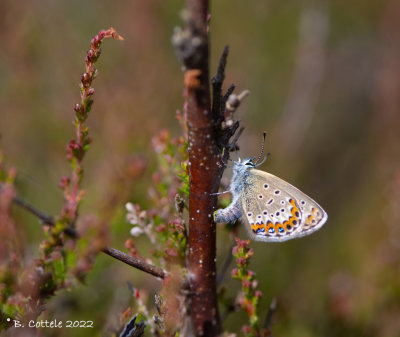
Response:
242,278,251,289
237,257,247,267
231,268,239,277
241,325,252,334
59,176,70,189
238,296,247,307
246,302,254,317
156,224,167,232
235,238,250,249
165,248,178,257
255,290,263,299
232,245,239,256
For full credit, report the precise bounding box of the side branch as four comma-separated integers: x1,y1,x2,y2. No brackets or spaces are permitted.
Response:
6,189,166,280
211,45,229,122
102,247,166,279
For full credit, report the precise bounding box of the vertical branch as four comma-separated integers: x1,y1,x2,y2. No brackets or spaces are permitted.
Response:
173,1,241,334
173,0,220,336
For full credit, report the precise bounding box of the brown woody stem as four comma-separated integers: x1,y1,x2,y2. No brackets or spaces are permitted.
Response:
173,0,226,335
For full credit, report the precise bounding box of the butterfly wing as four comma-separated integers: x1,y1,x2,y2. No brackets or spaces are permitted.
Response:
241,169,327,242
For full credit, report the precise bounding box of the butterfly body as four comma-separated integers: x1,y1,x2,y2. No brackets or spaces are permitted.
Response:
214,158,327,242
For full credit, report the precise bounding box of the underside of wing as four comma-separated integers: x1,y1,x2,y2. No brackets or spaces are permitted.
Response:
241,169,327,242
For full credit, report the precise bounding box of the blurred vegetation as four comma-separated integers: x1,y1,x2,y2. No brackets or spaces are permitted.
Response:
1,0,400,336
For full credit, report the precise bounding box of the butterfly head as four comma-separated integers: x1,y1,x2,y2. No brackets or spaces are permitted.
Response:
239,157,257,167
234,156,267,169
232,157,258,177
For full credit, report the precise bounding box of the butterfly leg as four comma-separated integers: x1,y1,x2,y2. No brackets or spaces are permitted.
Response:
210,190,231,196
214,197,242,223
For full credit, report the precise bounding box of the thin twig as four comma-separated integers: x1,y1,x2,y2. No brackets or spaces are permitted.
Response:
12,195,55,227
102,247,166,279
212,45,229,84
263,297,277,336
229,126,244,153
223,84,236,106
211,46,229,121
8,190,166,279
225,90,250,115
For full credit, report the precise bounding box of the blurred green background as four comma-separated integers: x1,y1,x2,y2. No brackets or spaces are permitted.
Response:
1,0,400,336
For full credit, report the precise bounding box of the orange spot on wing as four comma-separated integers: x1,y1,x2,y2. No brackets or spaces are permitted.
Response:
265,221,275,234
289,199,300,216
275,223,284,234
305,208,318,226
251,222,266,233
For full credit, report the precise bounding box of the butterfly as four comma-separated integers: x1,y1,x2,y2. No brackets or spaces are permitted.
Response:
214,144,327,242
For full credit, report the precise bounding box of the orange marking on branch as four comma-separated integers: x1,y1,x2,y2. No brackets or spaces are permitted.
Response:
184,69,202,89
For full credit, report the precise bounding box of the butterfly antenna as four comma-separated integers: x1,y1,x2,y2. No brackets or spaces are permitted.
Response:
255,131,267,165
257,152,270,166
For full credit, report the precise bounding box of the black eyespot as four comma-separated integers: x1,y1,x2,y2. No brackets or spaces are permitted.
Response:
268,199,273,205
301,201,305,205
263,211,268,215
295,211,300,217
274,190,280,195
293,220,297,225
264,184,269,189
278,227,285,233
247,213,252,216
258,195,263,199
287,225,292,230
268,228,274,234
276,212,280,216
281,209,285,212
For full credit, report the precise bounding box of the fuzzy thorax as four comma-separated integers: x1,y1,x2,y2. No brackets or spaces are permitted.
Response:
214,158,254,224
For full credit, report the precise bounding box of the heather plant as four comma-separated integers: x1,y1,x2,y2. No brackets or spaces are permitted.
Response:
231,239,269,337
0,3,275,337
1,27,124,330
